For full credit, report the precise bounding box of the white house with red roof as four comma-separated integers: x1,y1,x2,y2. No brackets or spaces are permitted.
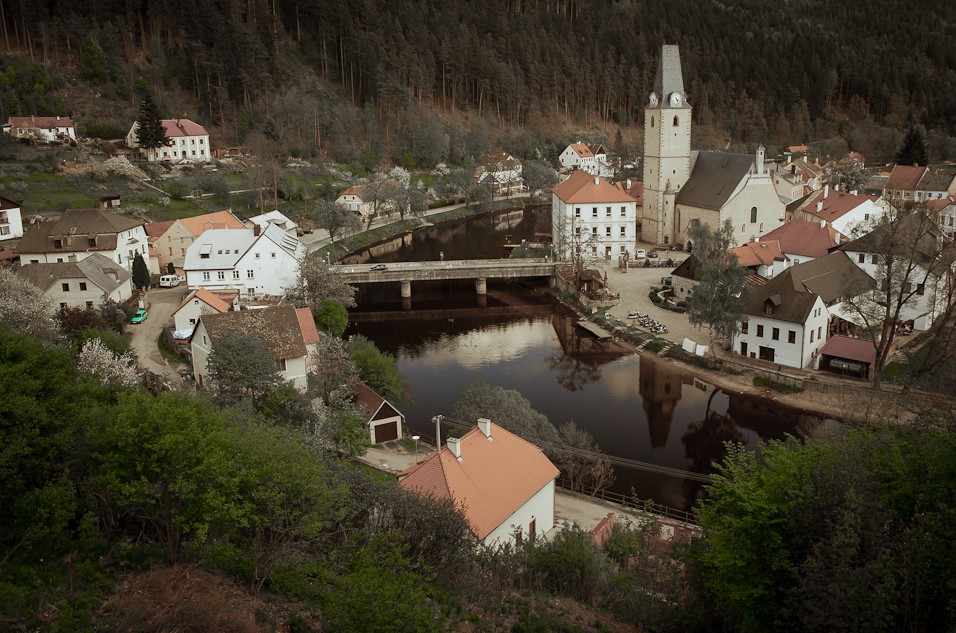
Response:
475,153,525,195
559,142,614,177
149,209,245,270
883,165,956,206
758,219,847,271
729,238,787,279
551,170,638,261
172,287,234,333
6,116,76,143
352,382,405,444
790,185,889,237
126,118,211,163
927,196,956,238
399,419,559,546
0,196,23,241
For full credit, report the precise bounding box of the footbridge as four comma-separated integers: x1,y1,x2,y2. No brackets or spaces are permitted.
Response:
330,258,558,298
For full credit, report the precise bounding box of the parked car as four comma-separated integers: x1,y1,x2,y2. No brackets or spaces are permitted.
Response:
131,309,148,324
670,243,684,251
661,276,673,286
648,250,659,258
159,274,184,287
635,249,647,259
370,264,388,271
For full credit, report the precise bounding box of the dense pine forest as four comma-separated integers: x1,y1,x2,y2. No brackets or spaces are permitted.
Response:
2,0,956,165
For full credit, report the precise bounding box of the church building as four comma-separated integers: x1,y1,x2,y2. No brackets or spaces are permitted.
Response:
642,45,785,249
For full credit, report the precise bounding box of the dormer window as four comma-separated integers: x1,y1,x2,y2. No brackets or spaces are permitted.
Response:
54,239,62,248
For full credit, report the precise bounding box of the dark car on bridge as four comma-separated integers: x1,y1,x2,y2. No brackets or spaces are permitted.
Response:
370,264,387,271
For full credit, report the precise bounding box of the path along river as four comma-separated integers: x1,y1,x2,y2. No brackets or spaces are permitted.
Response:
342,206,821,511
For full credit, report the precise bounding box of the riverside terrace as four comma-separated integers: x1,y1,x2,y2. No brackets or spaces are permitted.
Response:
330,258,557,298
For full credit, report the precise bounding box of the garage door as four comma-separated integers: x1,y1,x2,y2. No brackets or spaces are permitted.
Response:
373,421,398,443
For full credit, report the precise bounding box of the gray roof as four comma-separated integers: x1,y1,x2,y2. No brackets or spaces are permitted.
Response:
184,228,256,270
652,44,686,105
917,168,956,193
16,252,130,293
677,152,754,210
192,305,307,359
17,208,142,254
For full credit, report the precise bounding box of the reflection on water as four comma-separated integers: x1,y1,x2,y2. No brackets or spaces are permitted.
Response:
344,205,820,511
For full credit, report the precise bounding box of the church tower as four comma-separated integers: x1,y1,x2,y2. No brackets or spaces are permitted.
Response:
642,45,692,246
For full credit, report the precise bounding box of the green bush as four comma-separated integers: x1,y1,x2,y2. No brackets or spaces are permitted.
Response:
83,122,127,139
526,527,612,601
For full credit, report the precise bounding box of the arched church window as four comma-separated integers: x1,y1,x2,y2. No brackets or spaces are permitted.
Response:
750,207,757,223
673,116,679,126
651,116,655,128
759,222,764,232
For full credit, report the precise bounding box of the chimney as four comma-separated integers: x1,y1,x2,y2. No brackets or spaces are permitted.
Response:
817,200,823,213
447,437,462,461
626,179,632,189
820,219,826,228
253,223,261,236
593,176,600,186
823,184,829,198
835,233,841,244
477,418,493,439
754,235,760,243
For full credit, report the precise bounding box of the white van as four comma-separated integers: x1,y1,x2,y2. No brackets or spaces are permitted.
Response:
159,274,183,288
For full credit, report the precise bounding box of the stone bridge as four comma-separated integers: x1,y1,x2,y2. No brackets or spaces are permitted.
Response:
330,258,558,298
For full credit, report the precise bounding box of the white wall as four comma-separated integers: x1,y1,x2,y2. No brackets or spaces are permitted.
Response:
733,296,828,368
482,479,556,547
0,205,23,240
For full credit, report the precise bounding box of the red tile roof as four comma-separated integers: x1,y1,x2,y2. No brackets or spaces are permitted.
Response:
552,170,636,204
730,239,784,267
885,164,926,191
178,209,244,237
176,288,231,315
8,115,74,129
160,119,208,138
801,188,877,222
144,220,175,239
569,142,594,158
295,307,320,344
399,421,559,541
760,219,844,258
819,335,876,365
927,196,956,214
614,180,644,205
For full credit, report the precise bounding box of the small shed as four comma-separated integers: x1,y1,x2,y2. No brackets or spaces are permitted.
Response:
818,335,877,377
353,382,405,444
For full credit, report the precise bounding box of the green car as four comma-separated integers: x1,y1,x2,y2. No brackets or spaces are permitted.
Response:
131,309,148,324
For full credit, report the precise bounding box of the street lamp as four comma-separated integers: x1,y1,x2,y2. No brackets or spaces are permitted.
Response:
412,435,420,460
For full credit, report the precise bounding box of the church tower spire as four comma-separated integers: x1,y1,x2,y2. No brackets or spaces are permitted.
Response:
642,44,692,246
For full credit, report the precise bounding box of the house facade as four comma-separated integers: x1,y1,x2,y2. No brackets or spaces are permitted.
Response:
476,153,525,195
759,219,845,270
0,196,23,241
6,116,76,143
927,197,956,238
17,208,148,272
190,305,316,391
559,142,614,177
399,419,559,546
16,253,133,313
245,210,298,237
335,179,403,222
172,288,232,332
791,185,889,237
150,209,245,269
182,223,304,297
126,119,211,163
883,165,956,206
551,170,638,261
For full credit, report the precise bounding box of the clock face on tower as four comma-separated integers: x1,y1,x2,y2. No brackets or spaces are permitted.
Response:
649,92,658,107
669,92,682,107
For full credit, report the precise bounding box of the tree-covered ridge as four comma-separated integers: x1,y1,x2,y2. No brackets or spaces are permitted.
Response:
5,0,955,148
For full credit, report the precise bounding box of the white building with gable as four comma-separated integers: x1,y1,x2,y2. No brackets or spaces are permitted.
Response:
127,118,211,163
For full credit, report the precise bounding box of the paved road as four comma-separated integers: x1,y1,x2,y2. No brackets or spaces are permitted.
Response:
127,285,187,386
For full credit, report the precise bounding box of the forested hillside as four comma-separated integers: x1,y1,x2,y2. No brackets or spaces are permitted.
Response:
3,0,955,163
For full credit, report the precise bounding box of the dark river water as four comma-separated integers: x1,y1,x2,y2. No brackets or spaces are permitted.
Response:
343,206,820,511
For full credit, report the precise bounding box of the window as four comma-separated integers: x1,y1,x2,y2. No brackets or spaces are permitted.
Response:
88,238,96,247
202,271,210,281
591,227,597,235
620,245,626,253
788,330,796,344
575,207,581,218
750,206,757,223
772,327,779,340
818,326,822,339
54,239,62,248
759,222,764,231
247,270,255,279
741,321,749,334
621,206,627,217
673,115,679,126
756,324,764,337
592,207,598,218
651,116,655,127
217,271,225,280
85,301,94,308
61,283,69,292
80,282,87,291
278,358,287,371
200,138,204,145
741,225,746,233
917,283,925,295
255,253,261,259
810,330,815,343
233,270,240,279
605,227,611,236
271,252,276,258
575,226,581,236
60,302,67,309
606,206,612,217
858,253,865,263
620,226,626,236
202,335,207,345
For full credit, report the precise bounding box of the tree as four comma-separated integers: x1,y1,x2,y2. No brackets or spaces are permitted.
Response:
76,337,139,387
310,336,358,403
80,33,108,83
314,199,360,246
316,299,349,337
557,420,615,493
206,332,283,407
0,269,58,343
134,92,170,153
551,207,603,278
131,252,151,290
827,158,867,192
346,335,404,401
686,220,748,356
895,123,929,166
285,254,357,311
837,207,956,388
523,159,560,201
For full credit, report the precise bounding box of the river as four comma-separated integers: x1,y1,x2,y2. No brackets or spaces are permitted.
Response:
343,206,819,511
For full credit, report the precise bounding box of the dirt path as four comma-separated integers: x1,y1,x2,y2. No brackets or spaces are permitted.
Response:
127,286,185,387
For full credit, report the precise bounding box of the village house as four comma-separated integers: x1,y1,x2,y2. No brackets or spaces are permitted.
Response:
475,153,525,195
729,238,787,279
16,253,133,313
352,382,405,444
641,45,785,248
190,305,318,391
927,196,956,238
182,223,304,297
757,218,846,270
126,118,211,163
335,179,404,223
551,170,638,261
17,208,148,272
559,142,614,177
5,116,76,143
245,210,298,237
171,287,234,333
399,419,559,546
883,164,956,207
789,185,889,237
147,209,245,271
0,196,23,241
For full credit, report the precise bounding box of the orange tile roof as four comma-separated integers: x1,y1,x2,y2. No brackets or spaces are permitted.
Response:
178,209,244,237
176,288,231,314
801,189,877,222
614,180,643,205
569,142,593,158
552,170,636,204
760,219,844,258
399,422,559,541
885,164,927,191
160,118,208,138
731,239,784,267
144,220,175,239
295,307,320,344
927,196,956,214
8,115,74,129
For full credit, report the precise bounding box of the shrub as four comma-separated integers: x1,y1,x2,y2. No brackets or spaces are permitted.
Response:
525,527,612,601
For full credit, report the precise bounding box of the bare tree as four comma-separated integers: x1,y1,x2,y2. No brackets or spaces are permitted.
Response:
285,254,357,311
313,199,361,246
247,132,287,214
551,209,603,280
